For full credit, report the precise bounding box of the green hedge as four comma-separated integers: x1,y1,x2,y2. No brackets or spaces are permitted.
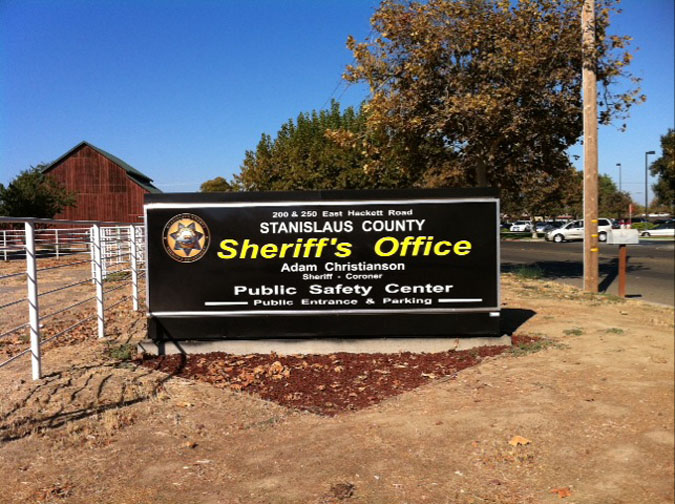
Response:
630,222,655,231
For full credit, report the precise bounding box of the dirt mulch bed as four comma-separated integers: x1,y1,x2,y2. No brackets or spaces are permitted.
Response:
140,334,536,415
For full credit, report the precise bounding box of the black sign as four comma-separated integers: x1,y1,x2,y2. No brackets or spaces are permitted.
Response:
145,189,500,340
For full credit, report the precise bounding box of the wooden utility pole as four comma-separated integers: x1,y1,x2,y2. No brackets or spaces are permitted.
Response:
582,0,599,293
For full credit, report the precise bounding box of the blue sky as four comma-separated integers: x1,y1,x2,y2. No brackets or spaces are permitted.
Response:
1,0,673,205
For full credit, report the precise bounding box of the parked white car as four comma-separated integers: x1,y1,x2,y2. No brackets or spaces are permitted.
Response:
545,218,614,243
509,220,532,232
640,221,675,237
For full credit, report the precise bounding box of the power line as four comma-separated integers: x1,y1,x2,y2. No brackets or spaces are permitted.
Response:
319,27,375,111
321,79,347,110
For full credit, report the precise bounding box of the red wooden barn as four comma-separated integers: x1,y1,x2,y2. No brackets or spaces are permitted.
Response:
41,141,161,223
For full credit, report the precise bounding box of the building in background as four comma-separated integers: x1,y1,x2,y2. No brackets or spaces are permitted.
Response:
41,141,160,223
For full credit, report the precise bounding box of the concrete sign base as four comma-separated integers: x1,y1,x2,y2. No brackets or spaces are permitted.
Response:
137,335,512,356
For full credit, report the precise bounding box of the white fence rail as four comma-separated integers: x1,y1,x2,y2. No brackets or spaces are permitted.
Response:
0,217,145,380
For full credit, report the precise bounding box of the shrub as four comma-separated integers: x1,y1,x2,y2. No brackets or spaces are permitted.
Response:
513,265,545,279
106,343,136,361
511,338,568,356
630,222,655,231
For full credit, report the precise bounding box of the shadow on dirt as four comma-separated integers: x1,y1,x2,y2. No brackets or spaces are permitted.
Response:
500,308,536,335
0,356,187,443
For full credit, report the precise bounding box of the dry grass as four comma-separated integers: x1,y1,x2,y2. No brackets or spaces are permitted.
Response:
0,274,672,503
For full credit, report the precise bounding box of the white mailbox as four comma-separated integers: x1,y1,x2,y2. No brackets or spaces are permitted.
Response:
607,228,640,245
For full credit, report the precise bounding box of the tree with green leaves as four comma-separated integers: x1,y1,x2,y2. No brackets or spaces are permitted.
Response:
562,171,631,218
0,165,76,218
598,173,632,218
503,170,632,219
200,176,234,192
201,101,412,192
500,167,578,218
649,129,675,209
343,0,644,196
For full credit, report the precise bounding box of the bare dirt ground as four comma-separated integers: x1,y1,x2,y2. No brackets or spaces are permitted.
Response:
0,274,673,504
0,255,134,360
0,255,92,331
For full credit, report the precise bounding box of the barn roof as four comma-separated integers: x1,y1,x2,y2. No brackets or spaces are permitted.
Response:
41,141,162,193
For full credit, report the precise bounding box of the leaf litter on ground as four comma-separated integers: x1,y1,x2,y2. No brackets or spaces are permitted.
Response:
140,334,540,415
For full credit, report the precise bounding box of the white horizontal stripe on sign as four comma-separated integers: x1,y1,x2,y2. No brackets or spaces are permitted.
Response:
438,298,483,303
149,306,498,317
204,301,249,306
145,198,497,210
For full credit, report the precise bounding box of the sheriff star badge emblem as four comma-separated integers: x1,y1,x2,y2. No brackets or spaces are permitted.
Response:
162,213,210,263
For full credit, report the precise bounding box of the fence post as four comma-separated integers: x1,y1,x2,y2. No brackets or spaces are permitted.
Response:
2,230,7,261
55,229,60,259
90,228,96,284
102,228,108,280
117,227,122,264
91,224,105,339
25,222,42,380
129,225,139,311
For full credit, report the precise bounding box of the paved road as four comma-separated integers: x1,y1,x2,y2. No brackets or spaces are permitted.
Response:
501,239,675,306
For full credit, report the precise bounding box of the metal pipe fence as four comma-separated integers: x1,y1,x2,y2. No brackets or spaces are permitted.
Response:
1,227,91,261
0,217,145,380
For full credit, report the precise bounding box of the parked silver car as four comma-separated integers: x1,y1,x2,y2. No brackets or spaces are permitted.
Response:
509,220,532,232
535,221,564,233
640,221,675,237
545,219,614,243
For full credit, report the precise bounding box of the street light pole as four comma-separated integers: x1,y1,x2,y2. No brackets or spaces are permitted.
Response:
645,151,655,218
616,162,622,191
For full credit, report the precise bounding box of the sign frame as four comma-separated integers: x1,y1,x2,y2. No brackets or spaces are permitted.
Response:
144,188,501,341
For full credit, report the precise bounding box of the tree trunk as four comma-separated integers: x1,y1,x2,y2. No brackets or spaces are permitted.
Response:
475,164,488,187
